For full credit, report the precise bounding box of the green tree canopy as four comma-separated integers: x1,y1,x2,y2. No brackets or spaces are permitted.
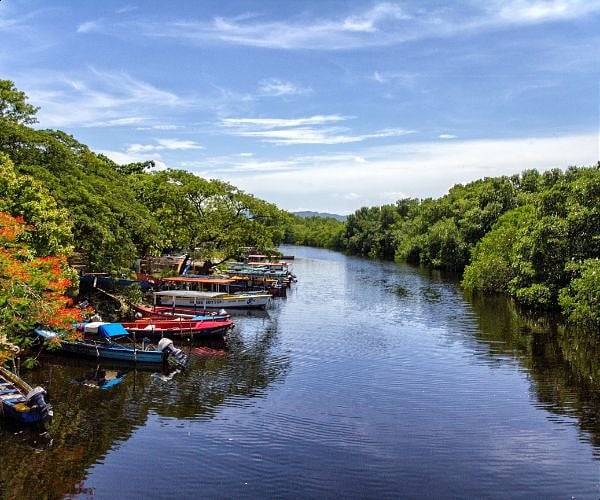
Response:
130,169,288,268
0,153,73,256
0,79,38,125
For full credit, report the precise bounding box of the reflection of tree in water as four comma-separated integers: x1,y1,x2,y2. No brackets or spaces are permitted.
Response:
468,294,600,456
0,322,289,498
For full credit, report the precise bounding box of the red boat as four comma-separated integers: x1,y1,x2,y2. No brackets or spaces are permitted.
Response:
78,319,233,340
121,319,234,339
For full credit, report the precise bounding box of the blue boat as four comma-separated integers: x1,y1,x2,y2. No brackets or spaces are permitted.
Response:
34,324,188,367
0,366,53,425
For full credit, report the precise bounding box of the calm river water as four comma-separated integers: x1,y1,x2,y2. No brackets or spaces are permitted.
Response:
1,245,600,499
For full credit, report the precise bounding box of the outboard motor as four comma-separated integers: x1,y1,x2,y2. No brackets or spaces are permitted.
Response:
26,386,53,421
157,338,188,368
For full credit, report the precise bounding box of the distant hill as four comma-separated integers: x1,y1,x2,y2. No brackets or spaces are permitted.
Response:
293,211,347,221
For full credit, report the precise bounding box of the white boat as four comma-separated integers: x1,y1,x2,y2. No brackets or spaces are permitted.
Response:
153,290,271,310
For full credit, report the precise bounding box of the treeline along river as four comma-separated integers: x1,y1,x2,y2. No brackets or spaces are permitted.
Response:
1,245,599,498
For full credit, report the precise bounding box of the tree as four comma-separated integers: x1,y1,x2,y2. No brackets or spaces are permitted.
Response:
559,259,600,328
283,214,345,250
0,152,74,256
463,205,536,294
0,123,162,272
0,79,39,125
0,213,83,363
131,169,287,269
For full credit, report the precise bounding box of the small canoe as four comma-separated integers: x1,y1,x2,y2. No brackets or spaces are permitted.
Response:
0,366,53,424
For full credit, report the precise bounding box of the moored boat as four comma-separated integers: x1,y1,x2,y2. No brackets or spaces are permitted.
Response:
153,289,271,310
124,320,232,339
78,319,233,340
0,366,53,424
34,325,188,367
132,303,231,321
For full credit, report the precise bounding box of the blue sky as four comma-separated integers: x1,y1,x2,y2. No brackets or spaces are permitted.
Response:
1,1,599,214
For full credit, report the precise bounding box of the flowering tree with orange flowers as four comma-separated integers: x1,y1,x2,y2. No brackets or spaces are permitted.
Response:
0,212,83,363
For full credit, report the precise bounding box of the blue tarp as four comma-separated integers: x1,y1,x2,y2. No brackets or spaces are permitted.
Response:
97,323,129,338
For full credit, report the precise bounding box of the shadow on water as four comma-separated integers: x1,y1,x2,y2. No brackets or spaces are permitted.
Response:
0,321,289,499
467,294,600,456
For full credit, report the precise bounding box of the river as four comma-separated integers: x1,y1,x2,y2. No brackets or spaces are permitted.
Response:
1,245,599,498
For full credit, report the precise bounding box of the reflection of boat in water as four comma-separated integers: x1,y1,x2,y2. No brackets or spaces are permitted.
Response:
39,355,182,390
192,345,228,357
74,367,128,390
0,366,53,425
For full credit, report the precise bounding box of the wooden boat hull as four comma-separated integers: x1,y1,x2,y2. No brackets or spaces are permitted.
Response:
121,320,233,339
0,366,53,424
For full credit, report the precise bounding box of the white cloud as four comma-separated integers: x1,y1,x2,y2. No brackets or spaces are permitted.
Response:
221,115,413,145
25,68,185,128
221,115,349,128
232,126,414,145
127,144,158,154
258,78,311,97
116,6,139,15
439,134,457,140
372,71,420,88
132,3,418,50
98,149,167,170
87,117,146,127
136,124,181,131
77,20,102,34
494,0,600,23
209,131,598,213
156,139,204,150
127,139,204,153
120,1,600,51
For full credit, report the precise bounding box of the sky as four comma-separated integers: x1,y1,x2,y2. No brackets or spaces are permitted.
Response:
1,0,599,214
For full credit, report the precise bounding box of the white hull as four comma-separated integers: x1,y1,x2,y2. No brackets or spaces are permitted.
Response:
157,294,271,309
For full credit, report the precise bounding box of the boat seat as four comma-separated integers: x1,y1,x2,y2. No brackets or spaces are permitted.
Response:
0,393,25,402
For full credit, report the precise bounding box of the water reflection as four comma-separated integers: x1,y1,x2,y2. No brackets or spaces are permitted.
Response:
468,294,600,455
0,318,289,498
3,246,600,498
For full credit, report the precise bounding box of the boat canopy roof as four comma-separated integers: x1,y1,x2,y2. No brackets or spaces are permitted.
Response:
162,276,235,285
247,262,287,267
98,323,129,338
154,290,227,298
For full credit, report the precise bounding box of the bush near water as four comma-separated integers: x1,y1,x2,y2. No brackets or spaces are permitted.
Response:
286,168,600,328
